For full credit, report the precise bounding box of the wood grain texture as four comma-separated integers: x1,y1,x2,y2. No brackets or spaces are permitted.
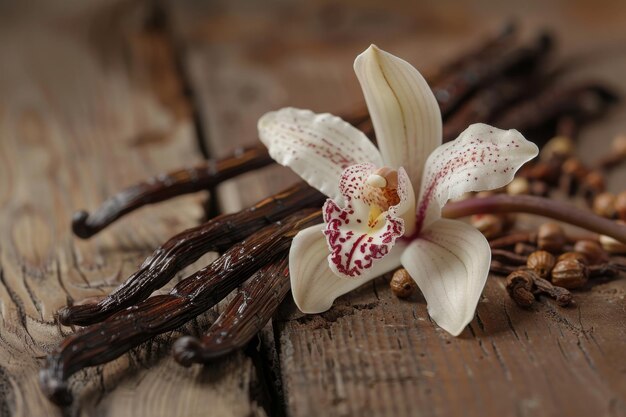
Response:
167,1,626,417
0,1,267,416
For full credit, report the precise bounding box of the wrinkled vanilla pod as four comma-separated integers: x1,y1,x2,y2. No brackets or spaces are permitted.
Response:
494,83,619,141
434,32,553,118
442,74,539,142
72,145,274,238
173,255,290,366
428,21,518,85
59,183,324,326
41,210,322,405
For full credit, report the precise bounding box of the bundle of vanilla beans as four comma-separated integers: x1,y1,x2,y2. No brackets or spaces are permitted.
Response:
41,24,620,405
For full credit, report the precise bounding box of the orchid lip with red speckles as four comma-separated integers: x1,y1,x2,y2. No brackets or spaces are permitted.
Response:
258,44,538,336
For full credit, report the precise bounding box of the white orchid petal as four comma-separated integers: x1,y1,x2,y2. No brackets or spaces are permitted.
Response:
416,123,538,230
323,164,415,278
291,224,404,313
354,45,442,187
401,219,491,336
258,107,383,202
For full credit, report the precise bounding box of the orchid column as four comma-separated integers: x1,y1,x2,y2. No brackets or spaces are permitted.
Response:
258,45,538,336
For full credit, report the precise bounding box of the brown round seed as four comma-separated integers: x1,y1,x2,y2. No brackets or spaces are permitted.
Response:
562,158,589,180
592,192,616,218
390,268,417,299
611,134,626,157
557,252,588,265
537,222,566,253
527,250,556,279
573,239,609,265
541,135,575,160
507,177,530,196
551,259,588,289
615,191,626,222
471,214,505,239
582,171,606,194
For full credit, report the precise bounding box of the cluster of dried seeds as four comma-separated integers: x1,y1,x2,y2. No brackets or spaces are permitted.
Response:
491,222,622,308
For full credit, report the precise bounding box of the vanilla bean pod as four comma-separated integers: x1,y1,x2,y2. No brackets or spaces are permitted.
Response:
59,183,325,326
172,255,290,366
434,32,553,118
429,21,518,85
41,210,321,405
442,74,540,142
72,145,274,238
494,83,619,144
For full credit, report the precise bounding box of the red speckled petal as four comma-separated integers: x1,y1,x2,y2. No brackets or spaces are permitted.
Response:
415,123,538,232
258,107,383,202
323,164,415,278
354,45,442,187
290,224,404,313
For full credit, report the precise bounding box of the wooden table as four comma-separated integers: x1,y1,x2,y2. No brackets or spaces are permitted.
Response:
1,1,625,416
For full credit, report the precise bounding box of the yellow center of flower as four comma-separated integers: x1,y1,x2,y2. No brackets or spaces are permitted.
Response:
365,167,400,228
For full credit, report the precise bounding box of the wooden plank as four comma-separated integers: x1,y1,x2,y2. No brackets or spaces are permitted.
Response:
168,1,626,416
0,2,266,416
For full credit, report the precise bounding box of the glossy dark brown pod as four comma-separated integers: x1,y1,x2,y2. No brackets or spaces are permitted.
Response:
442,74,539,142
59,183,325,326
434,32,553,118
41,209,322,405
428,21,518,86
494,83,619,139
173,255,290,366
72,145,274,239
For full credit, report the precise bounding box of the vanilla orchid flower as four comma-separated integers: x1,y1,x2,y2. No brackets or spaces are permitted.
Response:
258,45,538,336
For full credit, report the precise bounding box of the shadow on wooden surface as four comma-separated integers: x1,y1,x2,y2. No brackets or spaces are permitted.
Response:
0,0,625,416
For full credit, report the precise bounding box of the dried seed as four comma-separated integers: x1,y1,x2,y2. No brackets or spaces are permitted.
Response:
612,134,626,157
573,239,609,265
615,191,626,222
390,268,417,299
592,192,616,218
529,180,550,197
537,222,566,253
599,232,626,254
539,136,576,161
471,214,505,239
557,251,588,265
562,157,589,180
540,135,575,160
506,269,537,307
581,170,606,197
527,250,556,278
507,177,530,195
551,258,589,289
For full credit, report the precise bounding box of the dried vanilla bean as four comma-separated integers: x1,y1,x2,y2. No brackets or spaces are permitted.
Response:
59,183,325,326
41,210,322,405
173,255,290,365
494,83,619,143
434,33,553,117
72,145,274,238
429,21,518,85
442,74,540,142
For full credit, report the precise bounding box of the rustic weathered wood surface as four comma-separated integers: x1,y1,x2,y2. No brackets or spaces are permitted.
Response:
1,0,626,416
